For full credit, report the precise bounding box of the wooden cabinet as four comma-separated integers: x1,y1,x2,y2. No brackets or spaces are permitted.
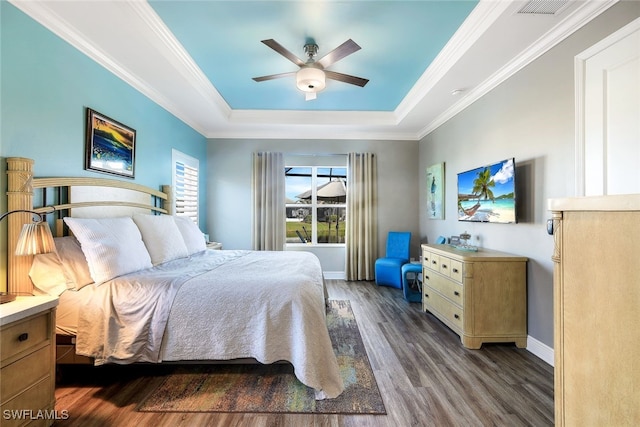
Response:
421,244,527,349
0,296,58,427
549,195,640,426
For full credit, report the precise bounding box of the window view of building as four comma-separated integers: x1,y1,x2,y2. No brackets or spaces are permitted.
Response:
285,166,347,245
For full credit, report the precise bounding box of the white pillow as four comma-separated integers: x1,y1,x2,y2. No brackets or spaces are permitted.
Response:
173,216,206,255
132,214,189,265
63,217,152,285
29,252,71,296
54,236,94,290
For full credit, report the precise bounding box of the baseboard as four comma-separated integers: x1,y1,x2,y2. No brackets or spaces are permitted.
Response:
527,335,554,367
323,271,346,280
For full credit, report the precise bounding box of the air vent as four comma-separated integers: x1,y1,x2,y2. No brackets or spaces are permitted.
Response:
517,0,568,15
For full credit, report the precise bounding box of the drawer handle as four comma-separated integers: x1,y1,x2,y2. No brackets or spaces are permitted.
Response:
18,333,29,342
454,291,460,296
452,268,459,273
441,264,448,269
425,293,430,298
425,275,430,280
432,260,437,265
454,314,460,319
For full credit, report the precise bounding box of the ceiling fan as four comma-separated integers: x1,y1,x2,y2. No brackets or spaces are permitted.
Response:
252,39,369,101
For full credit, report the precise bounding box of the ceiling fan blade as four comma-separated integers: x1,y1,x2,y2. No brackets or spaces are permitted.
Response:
252,71,296,82
324,70,369,87
317,39,361,69
261,39,305,67
305,92,317,101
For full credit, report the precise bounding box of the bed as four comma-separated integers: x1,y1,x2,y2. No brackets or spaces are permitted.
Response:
5,157,344,399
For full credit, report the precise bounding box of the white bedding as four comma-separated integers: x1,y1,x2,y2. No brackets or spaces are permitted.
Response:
73,249,344,399
56,286,93,336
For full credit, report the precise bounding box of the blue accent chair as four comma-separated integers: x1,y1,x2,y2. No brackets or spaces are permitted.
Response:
375,231,411,288
401,263,422,302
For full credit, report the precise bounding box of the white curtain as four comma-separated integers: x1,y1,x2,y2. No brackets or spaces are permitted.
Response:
252,152,285,251
345,152,378,280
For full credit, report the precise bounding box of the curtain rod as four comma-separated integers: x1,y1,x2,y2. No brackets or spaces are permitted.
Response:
284,153,348,157
284,153,375,157
256,152,374,157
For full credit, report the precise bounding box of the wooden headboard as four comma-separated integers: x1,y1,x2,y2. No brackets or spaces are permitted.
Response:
6,157,172,295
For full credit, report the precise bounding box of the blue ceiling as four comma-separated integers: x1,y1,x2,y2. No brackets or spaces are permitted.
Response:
149,1,479,112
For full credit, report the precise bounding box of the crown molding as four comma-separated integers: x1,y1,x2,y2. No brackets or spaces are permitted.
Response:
8,1,150,100
8,0,228,136
8,0,619,141
228,109,398,126
128,1,231,119
417,0,618,139
395,0,512,122
207,125,419,141
217,109,411,140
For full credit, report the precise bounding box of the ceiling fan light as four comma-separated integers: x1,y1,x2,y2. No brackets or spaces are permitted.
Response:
296,67,325,93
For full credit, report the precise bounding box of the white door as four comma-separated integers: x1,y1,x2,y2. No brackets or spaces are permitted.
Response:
576,18,640,196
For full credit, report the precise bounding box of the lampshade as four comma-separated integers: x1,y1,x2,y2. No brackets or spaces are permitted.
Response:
296,67,326,93
0,209,55,303
14,221,55,256
0,208,56,257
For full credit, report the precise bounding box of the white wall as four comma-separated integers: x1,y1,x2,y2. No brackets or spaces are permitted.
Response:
206,138,420,274
419,1,640,348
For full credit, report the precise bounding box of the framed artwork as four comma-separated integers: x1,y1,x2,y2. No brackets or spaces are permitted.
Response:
457,158,517,223
85,108,136,178
426,162,445,219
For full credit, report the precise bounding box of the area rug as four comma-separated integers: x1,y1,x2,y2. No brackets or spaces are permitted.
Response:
137,299,385,414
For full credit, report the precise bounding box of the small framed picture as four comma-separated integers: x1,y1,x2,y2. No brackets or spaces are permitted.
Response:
85,108,136,178
426,162,445,219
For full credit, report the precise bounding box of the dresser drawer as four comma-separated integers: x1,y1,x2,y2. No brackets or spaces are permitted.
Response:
423,287,464,331
1,314,49,362
449,259,463,282
437,256,463,281
422,251,432,270
426,252,440,272
423,272,463,306
1,346,51,403
438,256,452,277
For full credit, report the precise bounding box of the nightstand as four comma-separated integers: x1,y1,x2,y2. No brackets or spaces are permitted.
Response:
1,295,58,427
206,242,222,250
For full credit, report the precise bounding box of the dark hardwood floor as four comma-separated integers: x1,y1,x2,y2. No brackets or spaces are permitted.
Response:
53,279,554,427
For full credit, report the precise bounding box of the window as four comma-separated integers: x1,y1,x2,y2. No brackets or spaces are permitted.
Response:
172,149,199,224
285,166,347,245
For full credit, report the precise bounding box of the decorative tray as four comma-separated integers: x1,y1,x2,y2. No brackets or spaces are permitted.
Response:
451,244,478,252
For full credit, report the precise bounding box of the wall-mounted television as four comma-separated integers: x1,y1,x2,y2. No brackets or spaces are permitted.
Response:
457,158,516,224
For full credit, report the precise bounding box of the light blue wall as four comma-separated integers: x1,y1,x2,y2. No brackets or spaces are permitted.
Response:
1,3,206,194
0,3,207,289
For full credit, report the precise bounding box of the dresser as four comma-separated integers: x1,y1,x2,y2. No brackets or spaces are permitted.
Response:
549,195,639,426
421,244,527,349
0,296,58,427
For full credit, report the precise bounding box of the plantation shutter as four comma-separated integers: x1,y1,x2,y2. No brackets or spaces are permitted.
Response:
172,150,199,224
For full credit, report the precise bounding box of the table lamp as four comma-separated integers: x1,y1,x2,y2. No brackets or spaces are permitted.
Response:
1,209,55,303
